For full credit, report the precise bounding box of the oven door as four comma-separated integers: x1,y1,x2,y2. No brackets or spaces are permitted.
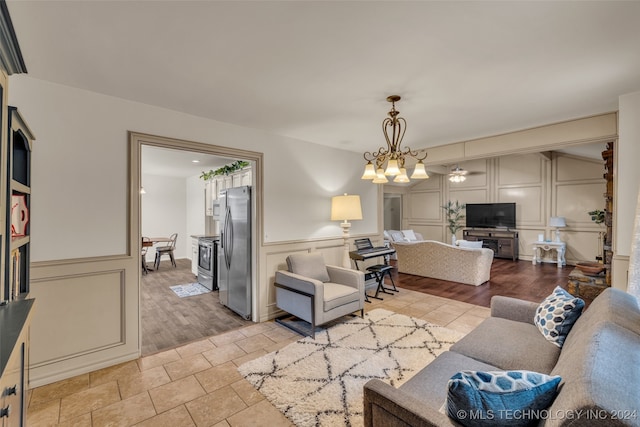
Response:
198,240,212,272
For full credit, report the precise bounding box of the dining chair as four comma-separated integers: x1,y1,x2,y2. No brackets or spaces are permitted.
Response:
154,233,178,270
141,236,151,274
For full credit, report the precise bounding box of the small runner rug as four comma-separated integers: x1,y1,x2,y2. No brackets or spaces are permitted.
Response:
238,308,464,427
169,282,211,298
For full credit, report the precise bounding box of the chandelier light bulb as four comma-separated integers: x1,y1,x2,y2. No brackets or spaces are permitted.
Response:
393,168,410,183
372,168,389,184
361,161,377,180
410,161,429,179
384,159,401,176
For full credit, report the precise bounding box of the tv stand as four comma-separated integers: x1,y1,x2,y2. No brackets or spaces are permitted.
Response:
463,229,519,261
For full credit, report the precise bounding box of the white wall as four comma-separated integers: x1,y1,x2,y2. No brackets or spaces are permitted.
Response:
9,75,378,263
141,173,188,260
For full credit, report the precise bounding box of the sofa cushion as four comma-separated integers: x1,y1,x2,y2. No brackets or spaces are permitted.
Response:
286,253,330,283
547,322,640,426
389,230,406,242
322,282,359,311
446,370,561,427
399,351,499,411
534,286,585,348
450,317,561,374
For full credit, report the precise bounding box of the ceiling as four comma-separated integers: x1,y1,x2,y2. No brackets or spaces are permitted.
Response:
7,1,640,165
141,145,237,178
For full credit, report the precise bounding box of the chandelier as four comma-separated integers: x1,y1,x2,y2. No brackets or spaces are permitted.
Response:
361,95,429,184
448,165,468,183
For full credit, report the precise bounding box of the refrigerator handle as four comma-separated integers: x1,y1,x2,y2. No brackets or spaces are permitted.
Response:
224,207,232,269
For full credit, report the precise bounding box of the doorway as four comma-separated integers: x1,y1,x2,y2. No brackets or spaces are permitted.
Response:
384,193,402,231
130,132,263,355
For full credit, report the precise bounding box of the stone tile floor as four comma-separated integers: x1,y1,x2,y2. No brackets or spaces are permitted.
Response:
27,288,490,426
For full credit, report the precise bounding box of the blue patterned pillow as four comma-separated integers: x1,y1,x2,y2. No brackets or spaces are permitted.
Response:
534,286,584,347
447,370,561,427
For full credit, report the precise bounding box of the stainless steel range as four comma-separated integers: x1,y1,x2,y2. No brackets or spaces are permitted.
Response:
197,237,218,290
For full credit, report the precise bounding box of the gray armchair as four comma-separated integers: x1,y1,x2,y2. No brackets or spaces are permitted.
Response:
274,253,365,338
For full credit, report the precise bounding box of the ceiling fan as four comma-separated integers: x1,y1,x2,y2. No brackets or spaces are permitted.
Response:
448,165,469,183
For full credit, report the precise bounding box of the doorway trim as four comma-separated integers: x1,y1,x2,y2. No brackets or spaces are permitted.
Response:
129,131,264,330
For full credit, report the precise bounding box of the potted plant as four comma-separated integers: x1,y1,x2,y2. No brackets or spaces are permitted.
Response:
442,200,466,245
200,160,250,181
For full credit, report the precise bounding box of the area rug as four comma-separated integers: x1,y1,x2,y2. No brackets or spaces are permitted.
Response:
169,282,211,298
238,309,464,427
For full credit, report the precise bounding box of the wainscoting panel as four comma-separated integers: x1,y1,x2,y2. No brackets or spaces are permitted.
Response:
556,155,604,182
497,154,544,186
408,191,441,220
556,183,606,226
30,270,124,364
498,186,544,225
448,189,489,204
563,231,602,264
29,255,139,387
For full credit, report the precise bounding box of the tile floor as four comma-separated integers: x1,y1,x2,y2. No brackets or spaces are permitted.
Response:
26,288,490,426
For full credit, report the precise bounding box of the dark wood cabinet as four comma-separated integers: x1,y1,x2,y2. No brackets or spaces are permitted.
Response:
463,229,519,261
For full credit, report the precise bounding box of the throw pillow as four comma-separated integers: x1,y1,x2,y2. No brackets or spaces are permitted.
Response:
446,370,561,427
402,229,418,241
534,286,585,347
389,231,405,242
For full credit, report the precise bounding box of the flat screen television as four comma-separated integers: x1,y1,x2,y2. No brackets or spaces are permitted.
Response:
465,203,516,229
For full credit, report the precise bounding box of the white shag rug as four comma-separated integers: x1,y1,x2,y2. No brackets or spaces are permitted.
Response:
238,309,464,427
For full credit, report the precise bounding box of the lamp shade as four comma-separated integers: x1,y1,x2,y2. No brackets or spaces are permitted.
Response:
410,161,429,179
549,216,566,228
331,194,363,221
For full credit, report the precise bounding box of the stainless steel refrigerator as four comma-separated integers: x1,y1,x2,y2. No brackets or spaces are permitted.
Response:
217,186,252,320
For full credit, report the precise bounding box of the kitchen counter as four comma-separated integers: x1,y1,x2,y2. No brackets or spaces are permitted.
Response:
191,235,220,240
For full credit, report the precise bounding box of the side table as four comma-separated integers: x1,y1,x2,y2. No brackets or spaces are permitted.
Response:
531,241,566,268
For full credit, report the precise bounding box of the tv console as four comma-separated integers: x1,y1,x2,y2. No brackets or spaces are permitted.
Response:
463,229,519,261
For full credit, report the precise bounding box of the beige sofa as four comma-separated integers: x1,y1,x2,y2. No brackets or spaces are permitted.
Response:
392,240,494,286
364,287,640,426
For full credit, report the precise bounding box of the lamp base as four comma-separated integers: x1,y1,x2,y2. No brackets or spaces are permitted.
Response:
340,221,352,269
555,228,561,243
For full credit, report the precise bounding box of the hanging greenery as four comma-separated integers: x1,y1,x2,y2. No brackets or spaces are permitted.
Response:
588,209,605,225
442,200,466,235
200,160,250,181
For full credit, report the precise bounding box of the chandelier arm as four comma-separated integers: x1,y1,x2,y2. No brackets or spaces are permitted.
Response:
393,117,407,152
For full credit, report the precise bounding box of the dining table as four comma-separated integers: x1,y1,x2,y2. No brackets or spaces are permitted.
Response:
142,237,171,271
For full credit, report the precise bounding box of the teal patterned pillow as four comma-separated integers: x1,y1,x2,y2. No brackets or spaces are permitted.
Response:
447,370,562,427
534,286,584,347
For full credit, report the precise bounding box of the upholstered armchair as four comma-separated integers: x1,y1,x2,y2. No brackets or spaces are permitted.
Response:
274,253,365,338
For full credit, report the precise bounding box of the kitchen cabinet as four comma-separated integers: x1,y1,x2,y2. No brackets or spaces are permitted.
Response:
205,180,214,216
204,167,251,216
191,238,199,275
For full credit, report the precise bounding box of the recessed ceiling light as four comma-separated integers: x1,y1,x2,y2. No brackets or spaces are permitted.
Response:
192,160,200,163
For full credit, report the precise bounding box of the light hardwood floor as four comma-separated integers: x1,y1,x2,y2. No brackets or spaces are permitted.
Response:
141,258,252,355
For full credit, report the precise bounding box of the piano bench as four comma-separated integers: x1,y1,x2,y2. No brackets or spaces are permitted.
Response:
365,265,398,301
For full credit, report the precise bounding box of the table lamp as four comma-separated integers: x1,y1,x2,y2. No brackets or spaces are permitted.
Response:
331,193,363,268
549,216,566,243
